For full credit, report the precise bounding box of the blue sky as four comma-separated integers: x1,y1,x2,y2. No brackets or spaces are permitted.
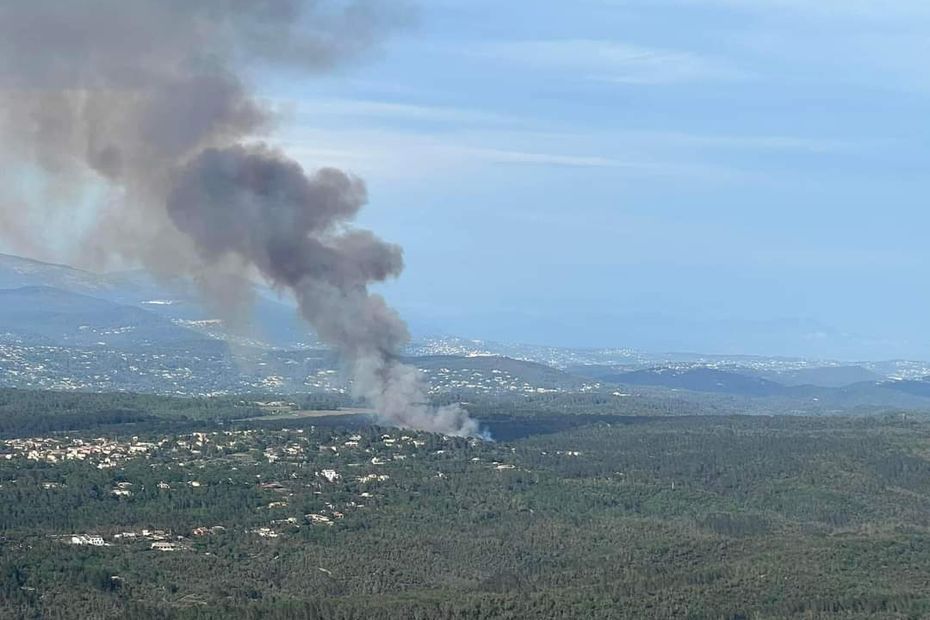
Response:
258,1,930,360
7,1,926,360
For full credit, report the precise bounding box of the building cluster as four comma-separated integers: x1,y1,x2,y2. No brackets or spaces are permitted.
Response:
303,368,347,393
68,534,106,546
63,526,231,551
1,436,158,468
2,429,285,467
0,340,347,395
425,366,565,395
64,528,190,551
8,426,520,548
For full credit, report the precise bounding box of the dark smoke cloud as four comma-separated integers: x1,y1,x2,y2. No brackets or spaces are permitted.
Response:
0,0,483,437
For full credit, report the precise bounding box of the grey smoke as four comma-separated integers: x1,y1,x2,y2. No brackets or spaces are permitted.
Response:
0,0,482,437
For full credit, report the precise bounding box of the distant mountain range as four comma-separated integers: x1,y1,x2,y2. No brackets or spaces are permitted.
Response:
2,252,930,412
568,364,930,410
0,253,319,348
0,286,209,349
0,254,591,396
576,366,786,398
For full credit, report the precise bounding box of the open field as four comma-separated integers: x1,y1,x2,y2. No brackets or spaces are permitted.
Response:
246,407,375,421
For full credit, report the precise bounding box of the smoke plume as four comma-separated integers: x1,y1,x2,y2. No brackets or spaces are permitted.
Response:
0,0,482,437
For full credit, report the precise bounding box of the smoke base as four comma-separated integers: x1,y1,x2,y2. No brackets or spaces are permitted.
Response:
0,0,483,437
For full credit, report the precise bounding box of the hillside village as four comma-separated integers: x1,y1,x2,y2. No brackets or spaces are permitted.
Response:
0,425,535,554
0,338,597,397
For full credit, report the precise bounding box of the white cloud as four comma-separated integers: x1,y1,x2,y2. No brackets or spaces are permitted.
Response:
455,147,626,168
477,39,747,84
279,128,627,177
601,0,930,20
273,98,518,126
704,0,930,18
277,126,741,184
619,131,853,153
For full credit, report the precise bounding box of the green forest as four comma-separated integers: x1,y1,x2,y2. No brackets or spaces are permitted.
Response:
2,390,930,618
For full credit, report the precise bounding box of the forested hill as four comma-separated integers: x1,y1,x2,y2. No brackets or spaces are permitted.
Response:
3,391,930,618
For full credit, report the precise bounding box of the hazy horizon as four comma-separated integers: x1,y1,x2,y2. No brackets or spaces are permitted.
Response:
4,1,930,360
0,250,922,364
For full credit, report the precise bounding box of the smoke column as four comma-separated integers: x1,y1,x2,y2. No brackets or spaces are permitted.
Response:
0,0,483,437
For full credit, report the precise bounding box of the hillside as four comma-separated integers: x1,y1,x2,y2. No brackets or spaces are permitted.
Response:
410,355,591,395
5,400,930,619
581,366,788,397
0,253,315,348
755,365,884,388
0,287,208,349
